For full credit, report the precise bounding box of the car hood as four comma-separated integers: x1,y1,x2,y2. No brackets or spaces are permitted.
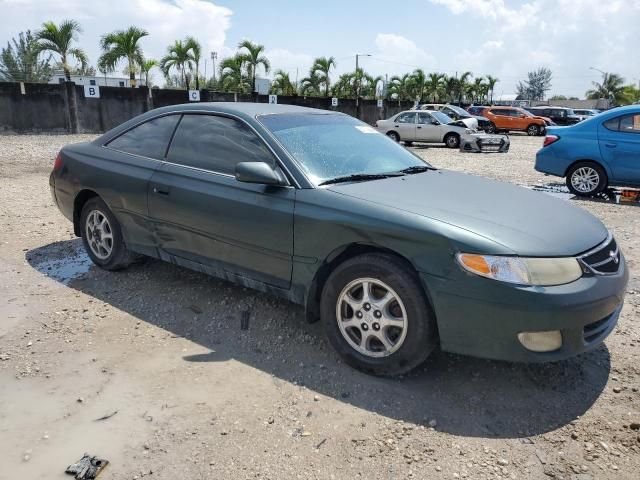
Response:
327,170,607,256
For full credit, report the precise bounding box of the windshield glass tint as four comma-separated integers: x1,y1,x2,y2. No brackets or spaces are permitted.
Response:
432,111,453,124
259,113,429,185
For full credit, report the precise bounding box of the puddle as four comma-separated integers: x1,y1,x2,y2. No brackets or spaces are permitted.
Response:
528,184,640,205
28,240,93,284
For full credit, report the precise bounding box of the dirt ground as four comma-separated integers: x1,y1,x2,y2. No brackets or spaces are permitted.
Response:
0,133,638,480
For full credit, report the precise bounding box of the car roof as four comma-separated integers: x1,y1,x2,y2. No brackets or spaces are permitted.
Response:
149,102,335,117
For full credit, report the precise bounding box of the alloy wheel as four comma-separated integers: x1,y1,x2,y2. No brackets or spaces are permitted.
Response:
336,278,408,358
85,209,113,260
570,167,600,193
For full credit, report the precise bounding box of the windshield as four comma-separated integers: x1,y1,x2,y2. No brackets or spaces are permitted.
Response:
432,111,454,124
258,113,430,185
521,109,536,117
447,105,470,117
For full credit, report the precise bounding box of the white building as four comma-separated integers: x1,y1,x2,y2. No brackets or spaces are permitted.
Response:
48,71,141,88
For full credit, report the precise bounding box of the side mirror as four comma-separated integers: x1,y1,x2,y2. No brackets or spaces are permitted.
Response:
432,120,440,125
235,162,286,186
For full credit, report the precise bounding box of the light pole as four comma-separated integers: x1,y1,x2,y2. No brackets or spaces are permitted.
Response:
211,51,218,83
355,53,371,106
589,66,606,76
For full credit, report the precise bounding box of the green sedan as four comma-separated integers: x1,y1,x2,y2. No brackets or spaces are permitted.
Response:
49,103,628,376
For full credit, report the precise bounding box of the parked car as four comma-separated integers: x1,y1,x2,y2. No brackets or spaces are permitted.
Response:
535,105,640,195
418,103,483,130
375,110,475,148
526,106,582,126
50,103,627,376
573,109,601,118
467,105,490,116
482,106,547,135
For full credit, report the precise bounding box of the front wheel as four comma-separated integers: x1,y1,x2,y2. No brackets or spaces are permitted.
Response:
320,253,437,376
485,122,496,134
80,197,137,270
566,162,607,196
444,133,460,149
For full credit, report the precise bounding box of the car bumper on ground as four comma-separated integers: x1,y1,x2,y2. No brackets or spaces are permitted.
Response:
460,133,510,153
420,254,628,362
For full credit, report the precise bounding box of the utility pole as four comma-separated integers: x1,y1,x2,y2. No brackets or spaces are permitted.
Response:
355,53,371,107
211,51,218,84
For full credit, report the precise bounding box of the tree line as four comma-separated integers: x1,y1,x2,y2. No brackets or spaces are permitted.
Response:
1,19,639,105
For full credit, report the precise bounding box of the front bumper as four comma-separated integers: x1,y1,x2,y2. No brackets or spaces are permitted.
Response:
421,253,628,362
461,133,510,153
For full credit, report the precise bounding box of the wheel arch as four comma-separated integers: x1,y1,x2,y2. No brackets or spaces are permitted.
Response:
304,242,434,324
73,189,100,237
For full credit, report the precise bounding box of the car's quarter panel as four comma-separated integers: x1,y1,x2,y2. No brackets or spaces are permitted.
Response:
148,163,295,289
52,141,161,255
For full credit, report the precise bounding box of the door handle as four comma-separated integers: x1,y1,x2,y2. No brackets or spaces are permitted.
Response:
604,143,617,148
153,185,170,195
417,126,422,129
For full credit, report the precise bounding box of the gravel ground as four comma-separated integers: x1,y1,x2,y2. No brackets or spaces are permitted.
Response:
0,133,639,480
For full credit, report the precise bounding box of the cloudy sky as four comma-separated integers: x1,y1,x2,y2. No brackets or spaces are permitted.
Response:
1,0,639,97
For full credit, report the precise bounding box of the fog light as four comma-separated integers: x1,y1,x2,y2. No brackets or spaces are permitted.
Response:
517,330,562,352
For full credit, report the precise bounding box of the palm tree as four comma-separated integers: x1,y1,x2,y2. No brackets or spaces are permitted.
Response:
139,58,157,87
237,40,270,93
35,19,87,81
185,36,201,89
471,77,485,103
300,69,323,96
311,56,336,97
485,75,499,104
586,72,626,104
160,40,194,89
388,73,412,104
271,70,296,95
451,71,473,105
98,26,148,87
409,69,427,102
219,54,249,93
332,72,356,98
443,75,457,102
364,74,383,99
425,73,445,102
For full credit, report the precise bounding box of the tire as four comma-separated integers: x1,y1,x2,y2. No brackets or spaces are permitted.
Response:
485,122,496,134
444,133,460,149
526,124,539,136
566,162,607,196
80,197,137,270
387,131,400,142
320,253,437,376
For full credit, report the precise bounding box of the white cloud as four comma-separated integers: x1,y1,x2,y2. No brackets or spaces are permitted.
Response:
263,48,314,80
1,0,232,79
429,0,640,96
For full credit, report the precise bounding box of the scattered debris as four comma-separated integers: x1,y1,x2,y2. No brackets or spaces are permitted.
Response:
65,453,108,479
315,438,327,449
94,410,118,422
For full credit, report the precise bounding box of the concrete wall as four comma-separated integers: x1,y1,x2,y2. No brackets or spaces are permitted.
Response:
0,81,417,134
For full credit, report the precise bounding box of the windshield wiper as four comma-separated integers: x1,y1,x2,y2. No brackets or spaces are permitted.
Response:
398,165,434,174
319,172,404,186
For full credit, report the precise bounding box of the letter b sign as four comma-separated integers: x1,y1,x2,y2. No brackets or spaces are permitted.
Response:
84,85,100,98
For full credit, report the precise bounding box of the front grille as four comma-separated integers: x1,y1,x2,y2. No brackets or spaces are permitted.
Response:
578,234,620,275
583,313,615,343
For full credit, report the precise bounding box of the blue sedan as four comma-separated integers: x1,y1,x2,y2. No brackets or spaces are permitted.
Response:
535,105,640,195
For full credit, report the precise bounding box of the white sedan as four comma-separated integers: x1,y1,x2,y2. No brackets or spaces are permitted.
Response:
375,110,475,148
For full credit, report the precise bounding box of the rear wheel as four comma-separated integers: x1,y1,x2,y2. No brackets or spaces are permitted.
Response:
80,197,137,270
387,131,400,142
320,253,437,376
526,124,539,136
444,133,460,149
566,162,607,196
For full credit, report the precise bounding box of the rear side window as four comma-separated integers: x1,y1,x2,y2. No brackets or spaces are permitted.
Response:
620,114,640,133
107,115,179,159
603,117,620,131
166,114,275,174
395,113,416,123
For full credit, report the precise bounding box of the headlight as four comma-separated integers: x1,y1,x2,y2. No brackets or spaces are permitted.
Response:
465,128,473,134
456,253,583,286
